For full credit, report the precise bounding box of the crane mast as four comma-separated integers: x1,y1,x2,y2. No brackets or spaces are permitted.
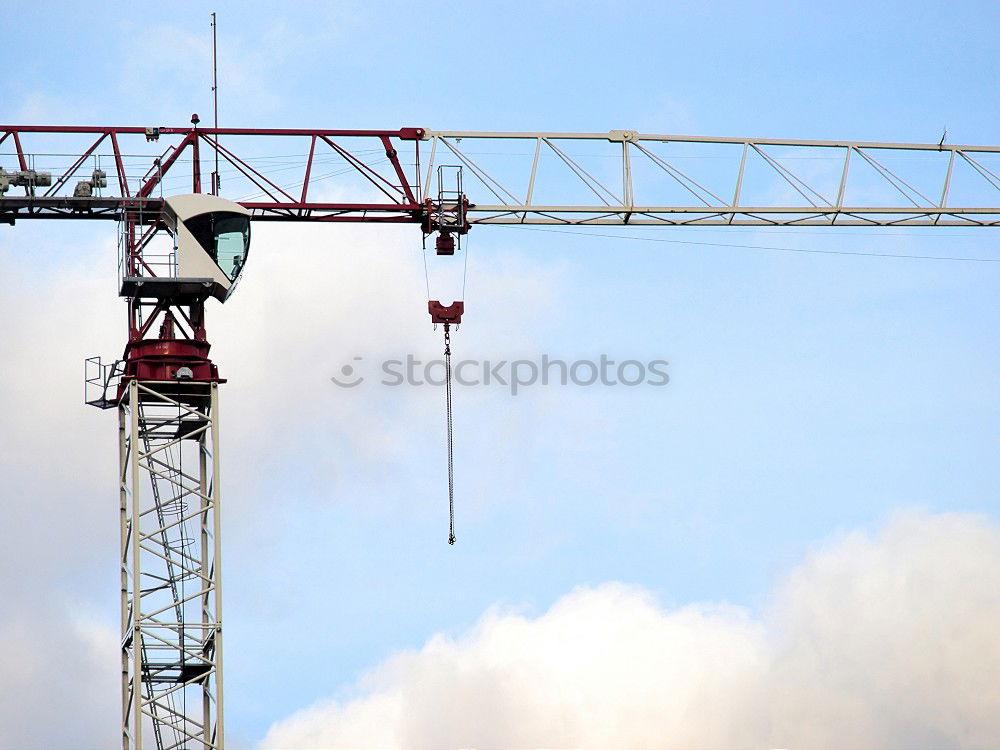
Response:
4,121,1000,750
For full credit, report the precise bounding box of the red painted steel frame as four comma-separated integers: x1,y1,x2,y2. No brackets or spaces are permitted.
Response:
0,123,435,392
0,123,428,224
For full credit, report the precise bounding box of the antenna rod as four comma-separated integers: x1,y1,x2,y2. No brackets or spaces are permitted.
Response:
211,12,220,195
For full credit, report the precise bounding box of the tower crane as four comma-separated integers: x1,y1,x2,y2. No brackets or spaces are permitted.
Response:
3,119,1000,750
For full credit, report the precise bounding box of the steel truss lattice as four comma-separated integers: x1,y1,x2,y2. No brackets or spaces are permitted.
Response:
119,379,223,750
419,131,1000,226
4,125,1000,227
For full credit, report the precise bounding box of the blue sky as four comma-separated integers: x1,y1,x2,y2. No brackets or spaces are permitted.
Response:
2,1,1000,748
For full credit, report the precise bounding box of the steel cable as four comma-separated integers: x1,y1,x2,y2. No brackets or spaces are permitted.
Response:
444,323,455,545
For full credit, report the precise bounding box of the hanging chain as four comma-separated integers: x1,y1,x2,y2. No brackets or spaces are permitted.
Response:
444,323,456,544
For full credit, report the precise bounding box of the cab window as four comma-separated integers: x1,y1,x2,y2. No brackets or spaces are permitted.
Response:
184,212,251,281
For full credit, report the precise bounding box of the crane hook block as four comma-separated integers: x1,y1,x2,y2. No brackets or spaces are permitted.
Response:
429,300,464,324
436,232,456,256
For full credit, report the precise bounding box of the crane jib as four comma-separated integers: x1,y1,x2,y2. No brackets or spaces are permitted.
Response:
2,124,1000,227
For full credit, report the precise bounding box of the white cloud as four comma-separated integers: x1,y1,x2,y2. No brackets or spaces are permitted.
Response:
0,235,121,581
261,509,1000,750
0,236,122,748
0,606,118,749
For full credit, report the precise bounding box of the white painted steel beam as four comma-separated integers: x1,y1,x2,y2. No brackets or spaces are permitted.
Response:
418,131,1000,227
119,380,223,750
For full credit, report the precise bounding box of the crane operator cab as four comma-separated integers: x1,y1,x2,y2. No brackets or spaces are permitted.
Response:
121,193,251,302
162,193,251,302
